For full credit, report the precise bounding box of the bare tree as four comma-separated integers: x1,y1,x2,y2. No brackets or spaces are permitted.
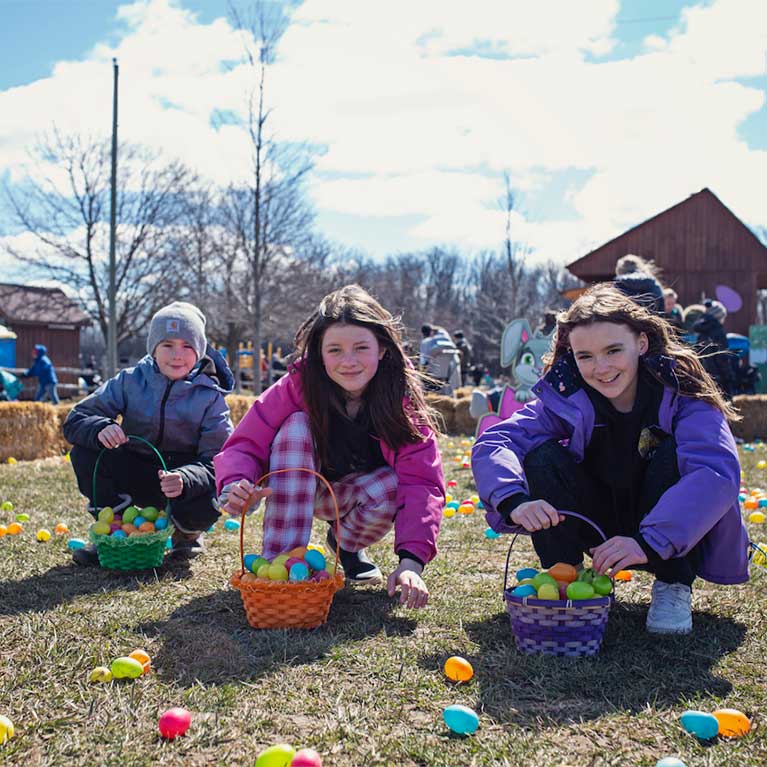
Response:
2,130,196,346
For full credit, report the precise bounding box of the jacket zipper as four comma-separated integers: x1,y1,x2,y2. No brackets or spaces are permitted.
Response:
157,379,174,448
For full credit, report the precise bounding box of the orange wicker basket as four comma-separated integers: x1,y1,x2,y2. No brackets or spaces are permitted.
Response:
229,468,345,629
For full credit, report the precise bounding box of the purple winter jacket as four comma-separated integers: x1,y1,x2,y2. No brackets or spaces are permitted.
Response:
472,354,749,585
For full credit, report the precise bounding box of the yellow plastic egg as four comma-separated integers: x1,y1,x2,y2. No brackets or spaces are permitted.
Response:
91,521,111,536
712,708,751,737
0,714,14,743
36,528,51,542
89,666,113,683
749,511,766,524
6,457,16,465
443,508,455,518
444,655,474,682
758,461,767,469
445,494,453,503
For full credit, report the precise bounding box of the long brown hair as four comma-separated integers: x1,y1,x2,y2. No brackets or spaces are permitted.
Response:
294,284,441,471
545,283,740,421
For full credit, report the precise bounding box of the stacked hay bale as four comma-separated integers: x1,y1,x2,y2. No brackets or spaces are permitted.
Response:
732,395,767,443
426,395,456,434
0,403,64,461
226,394,256,427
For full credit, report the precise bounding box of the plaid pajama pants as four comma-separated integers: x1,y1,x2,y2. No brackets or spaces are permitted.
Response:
261,411,398,559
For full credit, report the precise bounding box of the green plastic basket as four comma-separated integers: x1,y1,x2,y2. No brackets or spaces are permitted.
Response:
90,435,173,571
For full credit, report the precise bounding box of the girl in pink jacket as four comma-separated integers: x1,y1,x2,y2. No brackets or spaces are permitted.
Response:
214,285,445,609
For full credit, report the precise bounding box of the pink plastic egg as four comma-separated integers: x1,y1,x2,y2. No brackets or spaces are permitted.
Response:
285,557,305,571
158,707,192,739
291,749,323,767
109,523,122,532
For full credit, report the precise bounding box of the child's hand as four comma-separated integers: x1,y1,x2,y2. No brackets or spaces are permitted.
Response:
387,559,429,609
219,479,272,516
510,500,564,532
97,424,128,449
590,536,648,574
158,470,184,498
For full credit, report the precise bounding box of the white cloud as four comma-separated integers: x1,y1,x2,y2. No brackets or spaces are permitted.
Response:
0,0,765,265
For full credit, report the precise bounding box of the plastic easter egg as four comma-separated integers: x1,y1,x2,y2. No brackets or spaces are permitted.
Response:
0,525,6,537
257,563,272,578
744,498,758,510
566,581,595,600
255,743,297,767
759,498,767,507
758,460,767,469
655,759,687,767
515,567,538,581
110,656,144,679
111,530,127,540
484,527,501,539
445,494,453,503
289,562,310,581
97,507,114,524
132,515,147,527
244,554,259,571
443,508,456,518
311,569,330,582
447,479,457,488
109,523,121,533
304,549,326,571
154,517,168,531
0,501,12,512
54,522,69,535
284,557,304,570
592,574,613,595
122,523,138,535
444,656,474,682
548,562,578,583
290,748,323,767
224,518,240,531
158,707,192,739
138,521,155,533
537,583,559,600
268,563,289,581
36,528,51,542
614,570,632,581
7,522,23,535
122,506,139,524
67,538,86,550
89,666,113,683
241,572,259,583
15,512,30,522
511,584,537,598
0,714,15,744
680,710,719,739
443,704,479,735
142,506,160,522
166,538,173,549
287,546,308,558
6,457,16,465
477,501,485,509
129,649,151,674
307,544,326,555
458,504,474,515
749,511,765,524
532,572,557,589
712,708,751,737
92,521,110,536
446,501,460,510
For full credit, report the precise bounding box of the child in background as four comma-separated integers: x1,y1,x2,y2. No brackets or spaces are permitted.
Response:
215,285,445,609
22,344,59,403
63,302,234,565
472,284,748,635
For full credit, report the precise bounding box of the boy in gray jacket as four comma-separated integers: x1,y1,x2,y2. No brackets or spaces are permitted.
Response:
63,302,234,565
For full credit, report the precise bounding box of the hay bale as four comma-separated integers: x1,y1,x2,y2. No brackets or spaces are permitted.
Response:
454,386,473,400
453,397,475,435
225,394,256,427
731,395,767,442
426,394,456,434
0,402,63,461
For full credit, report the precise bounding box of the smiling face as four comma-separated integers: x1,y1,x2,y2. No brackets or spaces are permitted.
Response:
321,323,384,398
153,338,198,381
569,321,648,413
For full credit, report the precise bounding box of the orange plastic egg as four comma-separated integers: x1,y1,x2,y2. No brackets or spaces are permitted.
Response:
7,522,23,535
614,570,632,581
129,649,151,674
548,562,578,584
444,655,474,682
138,522,155,533
744,499,759,510
122,523,138,535
713,708,751,737
0,525,7,537
54,522,69,535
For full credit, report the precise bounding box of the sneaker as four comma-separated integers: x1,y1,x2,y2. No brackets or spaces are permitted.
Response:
170,530,205,556
646,581,692,635
72,544,100,567
326,528,382,584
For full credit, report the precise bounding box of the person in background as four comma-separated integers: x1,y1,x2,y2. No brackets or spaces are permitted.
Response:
453,330,473,385
662,288,685,333
693,299,735,398
22,344,59,404
536,310,558,337
613,254,665,314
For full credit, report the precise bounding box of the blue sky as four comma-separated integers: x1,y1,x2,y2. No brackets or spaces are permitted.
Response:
1,0,765,272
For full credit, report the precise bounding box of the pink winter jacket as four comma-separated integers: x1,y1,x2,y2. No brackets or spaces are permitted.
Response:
213,363,445,564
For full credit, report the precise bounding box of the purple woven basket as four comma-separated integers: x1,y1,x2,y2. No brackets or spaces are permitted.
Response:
503,510,613,657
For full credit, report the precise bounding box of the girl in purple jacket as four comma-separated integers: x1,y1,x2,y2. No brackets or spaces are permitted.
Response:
214,285,445,609
473,284,748,635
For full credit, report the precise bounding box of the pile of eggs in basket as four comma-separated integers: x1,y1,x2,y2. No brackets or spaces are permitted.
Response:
241,545,333,583
510,563,614,601
89,505,168,538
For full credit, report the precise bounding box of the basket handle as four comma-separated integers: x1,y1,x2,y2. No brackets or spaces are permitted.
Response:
237,468,341,578
91,434,171,515
502,510,608,593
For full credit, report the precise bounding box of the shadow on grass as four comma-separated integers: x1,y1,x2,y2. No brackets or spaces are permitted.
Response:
0,556,193,616
438,601,747,726
138,584,417,687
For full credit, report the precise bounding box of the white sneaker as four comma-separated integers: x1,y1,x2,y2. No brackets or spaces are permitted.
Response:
646,581,692,635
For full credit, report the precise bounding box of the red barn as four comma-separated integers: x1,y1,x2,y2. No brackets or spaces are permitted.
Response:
0,282,91,398
566,188,767,336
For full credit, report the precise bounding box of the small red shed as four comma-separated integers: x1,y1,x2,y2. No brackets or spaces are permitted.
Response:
566,188,767,336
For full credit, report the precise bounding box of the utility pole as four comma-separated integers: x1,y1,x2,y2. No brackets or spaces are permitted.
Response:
107,57,119,377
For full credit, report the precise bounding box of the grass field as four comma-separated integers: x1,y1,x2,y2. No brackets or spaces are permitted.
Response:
1,438,766,767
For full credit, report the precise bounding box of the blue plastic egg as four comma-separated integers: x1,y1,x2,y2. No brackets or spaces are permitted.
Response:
511,584,537,598
304,549,326,571
655,759,687,767
67,538,86,550
680,710,719,740
244,553,258,571
133,516,147,527
447,501,461,510
738,494,747,502
759,498,767,508
166,538,173,549
484,527,501,539
155,517,168,530
111,529,127,540
224,518,240,531
477,501,485,509
443,704,479,735
515,567,539,581
289,562,310,581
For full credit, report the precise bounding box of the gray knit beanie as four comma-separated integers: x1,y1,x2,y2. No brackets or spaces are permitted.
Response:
147,301,207,360
706,300,727,323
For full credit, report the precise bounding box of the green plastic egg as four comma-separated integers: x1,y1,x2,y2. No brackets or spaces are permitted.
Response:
92,521,111,536
142,506,160,522
255,743,296,767
110,656,144,679
566,581,595,600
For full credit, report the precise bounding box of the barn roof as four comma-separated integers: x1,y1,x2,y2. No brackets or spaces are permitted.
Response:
567,188,767,278
0,283,90,327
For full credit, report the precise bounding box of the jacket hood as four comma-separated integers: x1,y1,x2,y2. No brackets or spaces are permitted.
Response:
196,344,235,393
34,344,47,356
